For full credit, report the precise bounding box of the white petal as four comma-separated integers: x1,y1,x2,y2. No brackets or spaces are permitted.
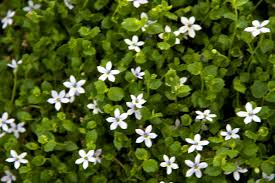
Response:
163,155,169,162
192,24,201,30
252,115,261,122
252,20,260,27
186,168,195,177
79,150,86,157
185,160,194,167
97,66,107,74
244,27,256,32
181,17,189,25
160,162,167,167
253,107,261,114
135,129,144,135
188,145,196,153
149,133,157,139
252,30,261,37
244,116,253,124
233,171,240,181
108,74,116,82
82,160,89,169
136,136,144,143
236,111,248,117
55,102,61,111
98,74,108,81
199,162,208,168
10,150,17,157
110,122,118,130
171,163,179,169
226,124,232,132
124,39,132,45
75,158,84,164
195,154,201,164
188,29,196,38
119,121,127,129
106,61,112,71
194,134,201,142
261,20,269,26
14,161,20,169
145,125,152,133
166,167,172,175
144,138,152,147
195,169,202,178
260,27,270,33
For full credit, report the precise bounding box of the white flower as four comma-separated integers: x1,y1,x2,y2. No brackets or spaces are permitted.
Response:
236,102,261,124
75,150,95,170
244,20,270,37
47,90,70,111
64,0,74,10
126,103,142,120
124,35,144,53
7,59,22,70
135,125,157,148
8,122,26,139
0,112,15,132
140,12,157,32
63,75,86,97
195,109,217,122
185,154,208,178
87,100,103,114
256,172,275,183
131,66,145,79
178,16,201,38
179,77,188,86
225,166,248,181
65,93,75,103
128,0,148,8
129,94,146,108
1,10,15,29
220,124,240,141
185,134,209,153
23,0,41,12
6,150,28,169
91,149,102,165
97,61,120,82
160,155,179,175
1,170,16,183
158,25,180,44
106,109,128,130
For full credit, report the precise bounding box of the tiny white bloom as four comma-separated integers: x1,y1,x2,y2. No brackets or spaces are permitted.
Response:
63,75,86,97
158,25,180,44
174,118,181,129
92,149,102,165
47,90,70,111
1,170,16,183
160,155,179,175
1,10,15,29
64,0,74,10
126,103,142,120
225,166,248,181
185,134,209,153
135,125,157,148
244,20,270,37
128,0,148,8
185,154,208,178
129,94,146,108
97,61,120,82
75,150,95,170
131,66,145,79
106,109,128,130
0,112,15,132
87,100,103,114
178,16,201,38
8,122,26,139
124,35,144,53
6,150,28,169
220,124,240,141
236,102,261,124
23,0,41,12
140,12,157,32
7,59,22,70
195,109,217,122
179,77,188,86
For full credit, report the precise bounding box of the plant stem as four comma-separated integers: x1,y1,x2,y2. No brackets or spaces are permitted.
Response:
11,71,18,104
228,3,238,59
200,74,204,92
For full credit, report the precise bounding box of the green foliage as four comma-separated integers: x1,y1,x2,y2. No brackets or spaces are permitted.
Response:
0,0,274,182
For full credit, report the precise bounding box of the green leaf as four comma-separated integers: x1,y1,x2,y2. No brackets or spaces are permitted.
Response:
234,0,249,7
94,80,108,94
25,142,40,150
180,114,192,126
243,141,258,156
113,131,129,151
32,155,46,166
142,159,159,173
122,18,142,32
265,90,275,102
149,79,163,90
250,80,268,98
79,26,100,39
157,42,171,50
205,166,222,176
187,62,203,75
222,162,237,172
135,148,149,160
107,87,125,101
233,78,246,93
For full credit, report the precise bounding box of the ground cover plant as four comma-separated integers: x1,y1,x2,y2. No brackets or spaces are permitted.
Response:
0,0,274,182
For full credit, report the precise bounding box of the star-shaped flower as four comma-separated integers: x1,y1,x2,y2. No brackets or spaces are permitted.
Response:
106,109,128,130
47,90,70,111
244,20,270,37
158,25,180,44
63,75,86,97
6,150,28,169
7,59,22,70
124,35,144,52
185,134,209,153
135,125,157,148
1,10,15,29
236,102,261,124
97,61,120,82
178,16,201,38
0,112,15,132
64,0,74,10
131,66,145,79
1,170,16,183
128,0,148,8
8,122,26,139
23,0,41,12
160,155,179,175
128,94,146,108
195,109,217,122
75,150,96,170
220,124,240,141
225,166,248,181
185,154,208,178
140,12,157,32
87,100,103,114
